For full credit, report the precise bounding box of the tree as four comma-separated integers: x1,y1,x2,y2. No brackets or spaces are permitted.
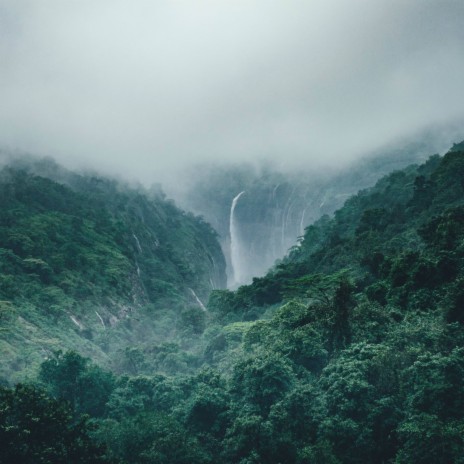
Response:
231,351,295,416
396,348,464,463
97,413,209,464
0,383,110,463
39,351,115,417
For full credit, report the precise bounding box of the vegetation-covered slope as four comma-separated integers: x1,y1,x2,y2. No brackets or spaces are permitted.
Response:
1,144,464,463
0,161,226,382
198,144,464,463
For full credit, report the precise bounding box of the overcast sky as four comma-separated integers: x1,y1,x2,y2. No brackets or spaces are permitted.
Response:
1,0,464,183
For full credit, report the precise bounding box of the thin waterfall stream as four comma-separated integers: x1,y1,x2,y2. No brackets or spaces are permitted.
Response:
229,191,245,287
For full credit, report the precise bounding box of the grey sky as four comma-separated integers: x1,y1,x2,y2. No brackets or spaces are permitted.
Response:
1,0,464,183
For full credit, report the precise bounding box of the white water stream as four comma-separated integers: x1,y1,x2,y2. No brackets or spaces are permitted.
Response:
189,288,207,311
95,311,105,328
230,191,245,286
133,234,143,253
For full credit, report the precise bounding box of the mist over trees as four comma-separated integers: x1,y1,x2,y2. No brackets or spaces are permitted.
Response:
1,143,464,462
1,1,464,462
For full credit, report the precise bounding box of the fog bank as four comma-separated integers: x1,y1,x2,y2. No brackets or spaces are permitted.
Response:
1,1,464,183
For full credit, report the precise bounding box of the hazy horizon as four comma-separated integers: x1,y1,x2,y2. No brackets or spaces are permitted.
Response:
1,1,464,184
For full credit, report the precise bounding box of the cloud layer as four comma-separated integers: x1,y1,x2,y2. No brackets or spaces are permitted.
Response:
1,0,464,182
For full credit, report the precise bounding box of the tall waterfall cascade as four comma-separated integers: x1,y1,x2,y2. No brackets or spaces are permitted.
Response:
229,191,245,287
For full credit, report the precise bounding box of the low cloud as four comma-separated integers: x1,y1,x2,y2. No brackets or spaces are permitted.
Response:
1,1,464,183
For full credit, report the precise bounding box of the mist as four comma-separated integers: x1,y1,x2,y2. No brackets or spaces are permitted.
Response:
1,0,464,184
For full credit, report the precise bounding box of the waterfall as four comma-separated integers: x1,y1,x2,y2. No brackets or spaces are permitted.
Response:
299,206,308,236
133,234,143,253
69,314,84,330
189,288,207,311
95,311,106,328
209,255,217,289
230,191,245,286
281,187,296,249
272,183,280,201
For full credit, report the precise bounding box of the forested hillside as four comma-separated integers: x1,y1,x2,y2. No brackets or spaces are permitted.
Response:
0,160,226,382
1,145,464,463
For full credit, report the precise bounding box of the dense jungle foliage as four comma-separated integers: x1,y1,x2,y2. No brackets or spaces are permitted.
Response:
0,159,226,382
1,144,464,463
